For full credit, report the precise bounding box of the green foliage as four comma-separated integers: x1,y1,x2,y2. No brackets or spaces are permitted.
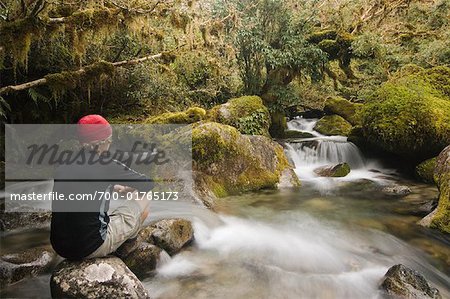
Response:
145,107,206,124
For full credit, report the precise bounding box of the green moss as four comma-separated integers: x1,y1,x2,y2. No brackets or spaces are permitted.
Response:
415,157,437,184
308,30,337,44
323,96,363,125
0,17,43,67
318,39,340,59
208,96,271,136
332,163,351,177
429,146,450,233
192,122,293,199
314,115,352,136
146,107,206,124
361,66,450,159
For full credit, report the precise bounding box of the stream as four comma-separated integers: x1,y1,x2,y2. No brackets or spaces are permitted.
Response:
1,118,449,298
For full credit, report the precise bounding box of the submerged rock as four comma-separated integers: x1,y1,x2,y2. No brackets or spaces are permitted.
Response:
283,130,314,139
415,157,437,184
0,246,56,288
380,264,441,298
323,96,362,125
140,218,194,256
314,163,351,177
420,145,450,233
192,122,299,206
50,256,149,299
361,66,450,160
207,96,271,136
382,185,412,197
314,115,352,136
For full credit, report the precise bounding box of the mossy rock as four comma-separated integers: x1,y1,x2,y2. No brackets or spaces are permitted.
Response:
415,157,437,184
323,96,363,125
207,96,271,136
192,122,298,207
145,107,206,124
314,163,351,177
314,115,352,136
361,66,450,160
430,145,450,234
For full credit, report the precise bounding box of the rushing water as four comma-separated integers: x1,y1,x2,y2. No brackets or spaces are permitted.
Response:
1,118,449,298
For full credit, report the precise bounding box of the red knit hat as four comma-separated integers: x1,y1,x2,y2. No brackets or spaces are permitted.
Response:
77,114,112,143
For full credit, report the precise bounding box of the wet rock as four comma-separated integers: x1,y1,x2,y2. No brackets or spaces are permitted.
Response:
0,210,51,231
380,264,441,298
420,145,450,233
278,169,301,188
283,130,314,139
314,115,352,136
314,163,350,177
140,218,194,255
50,256,149,299
0,246,56,288
382,185,412,197
120,242,162,276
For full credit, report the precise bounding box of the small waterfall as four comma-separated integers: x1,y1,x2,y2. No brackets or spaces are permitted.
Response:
285,118,388,184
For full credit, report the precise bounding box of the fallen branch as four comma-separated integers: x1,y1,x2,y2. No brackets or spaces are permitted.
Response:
0,52,164,95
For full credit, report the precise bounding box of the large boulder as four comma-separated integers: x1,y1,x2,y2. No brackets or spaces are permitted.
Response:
314,163,350,177
361,66,450,160
323,96,363,125
139,218,194,255
380,264,441,298
192,122,299,206
420,145,450,233
50,256,149,299
314,115,352,136
415,157,437,184
145,107,206,124
207,96,271,136
0,210,51,231
0,246,56,288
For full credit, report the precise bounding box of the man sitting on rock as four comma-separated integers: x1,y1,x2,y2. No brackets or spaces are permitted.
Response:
51,114,152,260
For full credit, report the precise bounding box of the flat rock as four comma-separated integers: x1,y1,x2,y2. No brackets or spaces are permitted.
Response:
382,185,412,197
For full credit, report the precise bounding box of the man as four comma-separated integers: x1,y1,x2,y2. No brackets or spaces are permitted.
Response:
51,114,153,259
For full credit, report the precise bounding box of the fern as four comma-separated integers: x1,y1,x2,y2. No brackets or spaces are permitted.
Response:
0,96,10,119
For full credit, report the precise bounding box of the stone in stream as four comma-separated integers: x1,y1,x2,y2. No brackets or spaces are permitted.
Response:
381,185,412,197
323,96,363,126
0,246,56,288
50,256,149,299
380,264,441,299
0,209,51,231
119,242,162,276
139,218,194,256
314,163,351,177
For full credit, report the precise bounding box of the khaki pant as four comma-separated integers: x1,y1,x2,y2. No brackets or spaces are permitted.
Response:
87,200,143,258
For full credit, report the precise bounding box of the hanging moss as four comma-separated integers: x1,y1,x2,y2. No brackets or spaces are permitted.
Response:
66,8,119,31
44,61,114,94
83,61,115,82
45,71,80,92
308,29,337,44
0,17,43,67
